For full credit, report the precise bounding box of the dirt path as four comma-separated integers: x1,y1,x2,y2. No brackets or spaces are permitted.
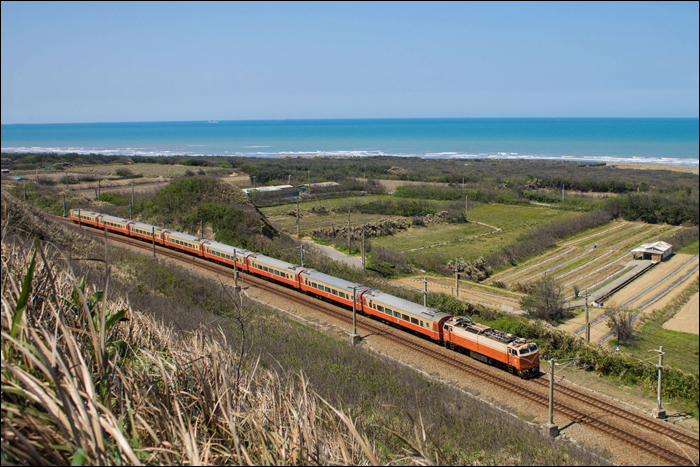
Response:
606,254,698,309
300,239,363,269
393,276,524,312
663,292,699,335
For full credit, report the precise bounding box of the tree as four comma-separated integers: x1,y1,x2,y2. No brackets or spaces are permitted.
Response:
607,310,636,346
519,276,565,322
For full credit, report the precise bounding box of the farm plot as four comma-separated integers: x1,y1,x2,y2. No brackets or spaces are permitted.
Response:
379,204,581,262
606,254,700,311
492,222,672,289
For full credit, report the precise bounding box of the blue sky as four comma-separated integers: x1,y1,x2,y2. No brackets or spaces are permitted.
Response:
1,1,698,123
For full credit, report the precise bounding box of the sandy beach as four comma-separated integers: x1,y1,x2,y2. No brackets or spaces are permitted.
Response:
611,162,699,174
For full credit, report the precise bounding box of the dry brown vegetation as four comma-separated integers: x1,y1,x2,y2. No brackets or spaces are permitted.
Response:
0,211,432,465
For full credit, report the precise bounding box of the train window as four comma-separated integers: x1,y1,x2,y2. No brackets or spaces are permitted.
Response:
420,320,424,327
394,311,401,318
377,306,384,312
386,308,392,314
332,289,338,295
402,314,409,321
411,317,419,325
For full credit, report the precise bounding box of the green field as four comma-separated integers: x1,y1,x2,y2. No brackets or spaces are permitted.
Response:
375,203,581,262
679,240,700,255
613,279,699,377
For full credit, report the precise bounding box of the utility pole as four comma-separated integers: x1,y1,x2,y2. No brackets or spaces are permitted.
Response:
424,276,428,307
455,258,459,298
200,220,203,237
307,170,311,194
652,346,666,419
98,179,101,198
131,183,135,206
347,211,351,254
129,203,132,220
544,358,559,437
465,195,468,220
104,228,109,267
152,226,156,258
288,174,291,185
351,286,360,346
584,293,590,342
234,250,238,289
62,193,66,217
562,183,564,203
462,177,465,192
361,224,365,270
300,244,305,267
78,208,82,230
296,194,300,238
23,184,26,201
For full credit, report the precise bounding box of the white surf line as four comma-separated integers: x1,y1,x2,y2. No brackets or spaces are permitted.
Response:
516,248,595,284
561,222,629,246
495,247,576,284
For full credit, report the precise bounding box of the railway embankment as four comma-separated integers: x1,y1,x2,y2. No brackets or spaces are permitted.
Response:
2,189,608,465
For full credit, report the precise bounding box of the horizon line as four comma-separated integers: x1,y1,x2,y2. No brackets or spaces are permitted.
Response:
3,116,699,126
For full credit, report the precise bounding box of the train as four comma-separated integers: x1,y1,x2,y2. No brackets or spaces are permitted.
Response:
69,208,540,378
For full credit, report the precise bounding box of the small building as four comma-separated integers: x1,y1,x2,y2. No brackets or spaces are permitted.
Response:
631,241,673,262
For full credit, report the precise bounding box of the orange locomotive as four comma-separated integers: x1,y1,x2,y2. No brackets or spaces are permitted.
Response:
443,317,539,378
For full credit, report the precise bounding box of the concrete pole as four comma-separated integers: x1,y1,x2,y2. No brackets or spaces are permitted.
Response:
131,183,135,206
362,224,365,270
585,295,590,342
352,287,357,336
234,250,238,289
543,358,559,437
23,184,26,201
351,286,360,346
465,195,468,220
95,188,99,200
296,194,300,238
78,208,82,229
200,220,203,237
307,170,310,194
301,244,305,268
347,211,351,254
98,179,101,198
62,193,66,217
455,258,459,298
104,228,109,266
424,276,428,307
562,183,564,203
549,359,554,424
130,204,132,220
152,226,156,258
653,346,665,419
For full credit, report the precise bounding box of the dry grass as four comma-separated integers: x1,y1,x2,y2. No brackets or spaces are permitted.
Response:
1,228,432,465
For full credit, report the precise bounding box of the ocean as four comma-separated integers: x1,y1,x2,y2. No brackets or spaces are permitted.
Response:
2,118,698,166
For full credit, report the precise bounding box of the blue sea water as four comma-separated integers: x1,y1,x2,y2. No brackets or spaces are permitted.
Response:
1,118,698,166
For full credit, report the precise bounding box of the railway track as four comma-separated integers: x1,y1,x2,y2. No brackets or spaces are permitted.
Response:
59,216,699,466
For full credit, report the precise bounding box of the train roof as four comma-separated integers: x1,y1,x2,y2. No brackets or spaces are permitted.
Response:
101,214,132,224
165,230,204,243
367,289,451,322
206,241,252,257
300,269,360,291
251,254,303,272
72,209,102,217
130,221,166,232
